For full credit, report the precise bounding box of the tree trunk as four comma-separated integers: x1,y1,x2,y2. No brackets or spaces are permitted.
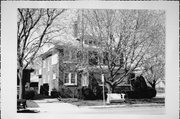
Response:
18,68,25,99
106,83,115,93
149,80,156,90
151,82,156,90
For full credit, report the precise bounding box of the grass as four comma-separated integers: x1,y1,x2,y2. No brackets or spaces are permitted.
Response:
61,97,165,107
62,99,104,106
26,100,39,108
33,94,52,100
125,98,165,104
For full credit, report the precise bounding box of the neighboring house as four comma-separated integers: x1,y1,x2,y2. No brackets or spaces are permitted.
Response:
30,70,41,94
17,68,34,98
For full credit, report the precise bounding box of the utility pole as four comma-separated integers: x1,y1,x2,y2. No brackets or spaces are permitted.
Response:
102,74,105,105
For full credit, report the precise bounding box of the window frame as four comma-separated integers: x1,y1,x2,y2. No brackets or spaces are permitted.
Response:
64,72,77,86
88,51,98,66
81,73,89,86
64,49,71,61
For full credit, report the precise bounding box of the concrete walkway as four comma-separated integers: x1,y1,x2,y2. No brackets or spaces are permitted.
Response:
26,99,82,114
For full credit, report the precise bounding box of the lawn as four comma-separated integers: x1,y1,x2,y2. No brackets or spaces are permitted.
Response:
59,97,165,107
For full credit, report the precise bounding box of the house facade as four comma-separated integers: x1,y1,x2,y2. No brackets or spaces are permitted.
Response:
38,20,131,97
39,41,131,97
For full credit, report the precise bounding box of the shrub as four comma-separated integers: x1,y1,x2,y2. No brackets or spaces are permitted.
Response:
77,86,96,100
77,86,84,99
82,87,96,100
25,90,35,100
51,88,59,98
58,86,72,98
43,84,49,96
40,84,49,96
126,87,157,99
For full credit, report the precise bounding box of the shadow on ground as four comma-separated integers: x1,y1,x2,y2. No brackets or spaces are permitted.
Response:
17,109,40,113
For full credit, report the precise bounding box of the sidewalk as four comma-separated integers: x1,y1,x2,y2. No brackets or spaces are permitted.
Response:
28,98,164,111
81,102,164,109
17,98,165,119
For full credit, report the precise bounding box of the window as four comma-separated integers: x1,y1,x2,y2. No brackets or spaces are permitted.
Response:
71,73,76,83
64,73,69,84
103,52,108,65
71,50,77,60
88,51,98,65
77,51,83,62
82,73,89,86
64,73,77,85
64,49,70,61
120,53,124,67
84,40,88,45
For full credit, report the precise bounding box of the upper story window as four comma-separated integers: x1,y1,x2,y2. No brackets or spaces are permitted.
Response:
101,52,124,66
64,49,70,61
77,51,83,62
88,51,98,66
84,39,97,46
71,50,77,61
63,49,77,62
113,53,124,66
64,72,77,86
103,52,109,65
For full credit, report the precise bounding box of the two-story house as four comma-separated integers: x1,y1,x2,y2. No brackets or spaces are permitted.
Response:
39,20,131,97
39,39,131,97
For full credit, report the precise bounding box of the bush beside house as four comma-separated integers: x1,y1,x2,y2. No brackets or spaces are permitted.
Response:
126,75,157,99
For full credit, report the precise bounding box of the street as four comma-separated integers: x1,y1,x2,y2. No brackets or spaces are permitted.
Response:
17,99,165,119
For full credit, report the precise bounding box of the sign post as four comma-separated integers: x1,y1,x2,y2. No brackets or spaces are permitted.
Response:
102,74,105,105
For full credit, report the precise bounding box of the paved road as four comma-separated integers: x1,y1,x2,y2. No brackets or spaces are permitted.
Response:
17,99,165,119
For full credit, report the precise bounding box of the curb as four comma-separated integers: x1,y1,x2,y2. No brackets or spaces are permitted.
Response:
83,103,165,109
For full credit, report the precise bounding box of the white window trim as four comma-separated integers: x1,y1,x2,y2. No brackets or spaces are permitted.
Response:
82,73,89,87
64,73,77,86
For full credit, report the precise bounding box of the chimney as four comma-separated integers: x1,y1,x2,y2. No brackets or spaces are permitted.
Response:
73,21,78,38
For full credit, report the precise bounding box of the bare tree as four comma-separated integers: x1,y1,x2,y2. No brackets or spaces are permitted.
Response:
143,55,165,89
78,9,165,93
17,8,66,99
